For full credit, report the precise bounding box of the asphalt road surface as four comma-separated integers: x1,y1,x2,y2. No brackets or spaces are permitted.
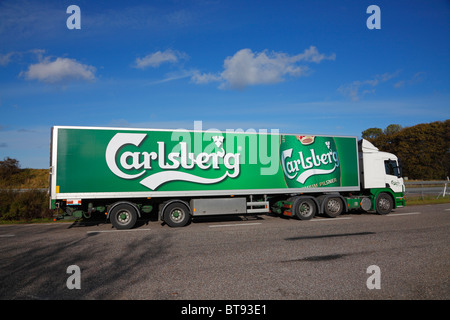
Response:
0,203,448,300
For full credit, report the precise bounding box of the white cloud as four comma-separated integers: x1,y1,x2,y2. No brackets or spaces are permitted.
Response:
190,71,222,84
394,71,426,88
338,71,400,101
147,69,195,85
0,52,16,66
222,49,299,89
293,45,337,63
21,57,96,84
191,46,335,90
135,49,188,69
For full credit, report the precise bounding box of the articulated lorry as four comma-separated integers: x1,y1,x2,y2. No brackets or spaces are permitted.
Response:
49,126,405,228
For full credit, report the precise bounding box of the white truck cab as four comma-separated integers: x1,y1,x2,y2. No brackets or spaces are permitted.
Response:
359,139,405,213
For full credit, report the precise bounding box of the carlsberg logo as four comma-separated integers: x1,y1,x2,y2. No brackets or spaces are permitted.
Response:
105,133,240,190
282,141,339,184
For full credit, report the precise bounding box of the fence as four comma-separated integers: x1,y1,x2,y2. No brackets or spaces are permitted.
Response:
405,178,449,199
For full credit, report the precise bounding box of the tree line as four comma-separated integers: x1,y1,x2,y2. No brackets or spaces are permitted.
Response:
362,120,450,180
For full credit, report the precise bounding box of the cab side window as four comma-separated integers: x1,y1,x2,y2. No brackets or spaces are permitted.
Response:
384,160,400,177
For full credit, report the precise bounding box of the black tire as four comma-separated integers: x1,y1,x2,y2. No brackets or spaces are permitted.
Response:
163,202,191,227
110,203,138,229
323,197,344,218
292,197,316,220
375,193,393,215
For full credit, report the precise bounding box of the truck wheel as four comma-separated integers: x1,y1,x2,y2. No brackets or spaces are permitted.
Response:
323,197,344,218
163,202,191,227
375,193,393,215
292,197,316,220
110,203,138,229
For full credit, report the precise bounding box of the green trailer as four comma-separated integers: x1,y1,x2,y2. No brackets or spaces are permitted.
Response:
49,126,405,228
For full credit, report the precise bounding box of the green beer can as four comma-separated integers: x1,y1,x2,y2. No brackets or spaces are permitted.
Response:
280,135,341,188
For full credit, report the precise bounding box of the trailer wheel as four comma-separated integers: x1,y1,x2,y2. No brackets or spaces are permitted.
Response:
292,197,316,220
110,203,138,230
375,193,393,215
323,197,344,218
163,202,191,227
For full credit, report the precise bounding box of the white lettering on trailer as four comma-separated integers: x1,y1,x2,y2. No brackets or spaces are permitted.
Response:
281,141,340,183
105,133,240,190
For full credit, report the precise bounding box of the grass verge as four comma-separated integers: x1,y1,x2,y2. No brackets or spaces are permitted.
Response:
405,195,450,206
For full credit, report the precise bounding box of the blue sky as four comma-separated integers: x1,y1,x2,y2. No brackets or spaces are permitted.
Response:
0,0,449,168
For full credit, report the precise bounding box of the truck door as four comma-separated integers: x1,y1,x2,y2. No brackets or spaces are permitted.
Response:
384,159,404,193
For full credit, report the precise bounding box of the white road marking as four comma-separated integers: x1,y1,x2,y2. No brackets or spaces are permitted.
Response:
0,234,15,237
387,212,421,217
209,222,262,228
87,228,151,234
309,217,352,222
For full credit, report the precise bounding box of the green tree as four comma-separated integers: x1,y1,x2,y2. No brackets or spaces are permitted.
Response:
362,127,383,140
0,157,21,179
362,120,449,179
384,124,402,136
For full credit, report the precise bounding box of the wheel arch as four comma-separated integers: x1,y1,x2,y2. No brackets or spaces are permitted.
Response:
316,194,348,214
288,195,320,220
159,199,191,221
370,188,396,210
293,195,320,212
107,201,141,220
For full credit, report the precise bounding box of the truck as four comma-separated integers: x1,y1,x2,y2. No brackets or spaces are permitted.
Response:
49,125,405,229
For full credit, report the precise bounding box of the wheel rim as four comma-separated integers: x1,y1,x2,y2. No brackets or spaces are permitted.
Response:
117,210,131,224
379,197,391,211
298,202,312,217
327,199,341,214
170,208,184,222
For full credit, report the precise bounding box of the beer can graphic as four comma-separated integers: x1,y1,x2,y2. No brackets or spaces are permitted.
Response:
280,135,341,188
